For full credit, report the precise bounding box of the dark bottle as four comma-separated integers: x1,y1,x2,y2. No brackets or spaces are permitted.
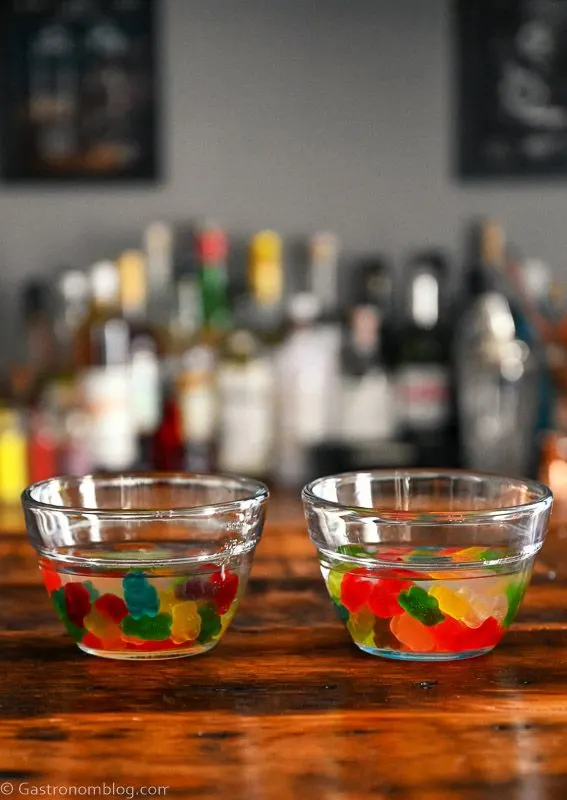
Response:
352,258,395,365
395,251,453,465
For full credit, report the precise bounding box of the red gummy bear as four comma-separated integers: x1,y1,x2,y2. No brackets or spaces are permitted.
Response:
210,570,239,614
465,617,503,650
434,616,503,653
368,578,412,619
64,582,91,627
433,617,470,652
41,565,62,594
94,593,129,623
340,569,373,613
82,632,104,650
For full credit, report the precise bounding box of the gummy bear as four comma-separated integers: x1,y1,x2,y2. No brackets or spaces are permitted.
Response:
332,601,350,623
390,613,436,652
123,571,159,619
170,600,202,644
84,608,123,648
82,581,100,601
429,585,472,621
210,570,239,614
504,580,526,628
82,632,104,651
459,587,508,629
347,609,376,649
432,617,471,652
50,587,85,641
197,604,222,644
94,594,128,624
121,612,172,641
367,578,411,619
340,569,373,613
463,616,503,650
63,582,92,628
327,566,345,602
398,586,444,626
41,564,61,594
175,576,215,602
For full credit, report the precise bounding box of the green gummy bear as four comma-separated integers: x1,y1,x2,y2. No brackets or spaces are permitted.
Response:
197,604,222,644
123,571,159,619
504,580,526,628
332,601,350,622
336,544,374,558
398,586,444,626
82,581,100,601
50,588,85,641
121,612,172,641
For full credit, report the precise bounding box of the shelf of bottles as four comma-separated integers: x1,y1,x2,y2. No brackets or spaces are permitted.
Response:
0,217,558,505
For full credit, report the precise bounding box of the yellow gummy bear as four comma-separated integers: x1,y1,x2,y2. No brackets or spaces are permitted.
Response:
170,600,202,644
347,609,376,649
429,585,472,620
159,590,178,614
83,608,123,647
452,547,488,563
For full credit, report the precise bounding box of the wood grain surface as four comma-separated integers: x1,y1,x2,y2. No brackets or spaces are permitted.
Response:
1,494,567,800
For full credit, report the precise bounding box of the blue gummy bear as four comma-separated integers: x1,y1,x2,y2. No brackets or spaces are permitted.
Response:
123,571,159,619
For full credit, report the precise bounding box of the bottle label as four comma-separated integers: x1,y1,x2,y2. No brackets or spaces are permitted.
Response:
130,351,161,435
178,378,217,444
217,360,274,474
396,365,450,431
341,371,397,441
81,366,137,470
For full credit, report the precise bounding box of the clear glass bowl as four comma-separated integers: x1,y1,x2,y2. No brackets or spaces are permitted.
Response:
302,470,552,661
23,473,268,660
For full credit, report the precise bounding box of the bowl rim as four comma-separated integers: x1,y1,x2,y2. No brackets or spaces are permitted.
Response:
22,472,269,518
301,468,553,524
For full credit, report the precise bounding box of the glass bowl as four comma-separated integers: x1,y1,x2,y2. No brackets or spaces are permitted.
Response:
302,470,552,661
23,473,268,660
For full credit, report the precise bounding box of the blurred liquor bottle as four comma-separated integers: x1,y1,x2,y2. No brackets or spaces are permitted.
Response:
197,221,231,340
455,220,544,477
276,293,327,486
0,409,28,505
340,302,398,451
21,279,58,398
144,221,176,352
75,260,137,471
395,251,453,465
174,226,223,472
308,232,343,436
117,249,161,466
216,231,283,477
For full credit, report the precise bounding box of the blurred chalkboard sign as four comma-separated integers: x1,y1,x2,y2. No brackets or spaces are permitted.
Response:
1,0,158,182
456,0,567,178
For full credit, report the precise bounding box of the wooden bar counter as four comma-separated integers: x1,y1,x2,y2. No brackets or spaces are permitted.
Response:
1,494,567,799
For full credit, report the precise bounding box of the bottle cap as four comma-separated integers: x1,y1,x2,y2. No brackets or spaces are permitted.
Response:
195,224,228,263
309,232,339,262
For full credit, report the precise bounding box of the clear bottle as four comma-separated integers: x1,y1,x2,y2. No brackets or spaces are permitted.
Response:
174,261,218,473
455,220,544,477
75,260,137,471
215,231,285,478
275,293,329,487
117,249,161,464
340,304,397,445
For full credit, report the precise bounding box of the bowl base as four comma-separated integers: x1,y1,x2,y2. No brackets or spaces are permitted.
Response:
77,641,218,660
358,644,494,661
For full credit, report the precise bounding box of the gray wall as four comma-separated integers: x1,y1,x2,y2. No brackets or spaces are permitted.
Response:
1,0,566,356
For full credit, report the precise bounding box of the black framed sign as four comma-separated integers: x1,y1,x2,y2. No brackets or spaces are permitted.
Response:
456,0,567,178
1,0,158,182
